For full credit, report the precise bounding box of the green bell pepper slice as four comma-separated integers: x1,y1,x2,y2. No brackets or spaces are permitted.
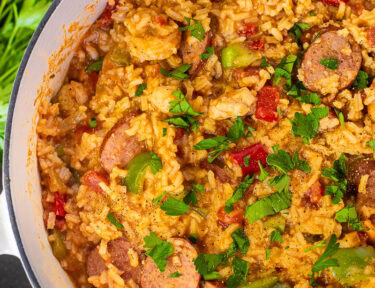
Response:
330,246,375,285
124,152,154,194
240,276,279,288
51,229,67,261
221,43,260,69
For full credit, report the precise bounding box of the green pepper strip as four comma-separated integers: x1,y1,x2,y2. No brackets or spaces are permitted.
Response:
124,152,154,194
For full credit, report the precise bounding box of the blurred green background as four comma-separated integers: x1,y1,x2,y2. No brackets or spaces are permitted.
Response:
0,0,52,165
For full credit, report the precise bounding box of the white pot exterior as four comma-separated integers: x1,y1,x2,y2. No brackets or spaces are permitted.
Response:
2,1,106,287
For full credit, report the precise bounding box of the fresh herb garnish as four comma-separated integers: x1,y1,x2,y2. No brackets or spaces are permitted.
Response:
319,58,339,70
258,161,269,181
352,70,369,89
86,57,104,72
289,22,310,48
243,156,250,167
150,152,163,174
169,88,201,116
162,127,167,136
335,205,365,231
144,232,174,272
160,198,190,216
179,17,205,41
163,115,198,132
225,175,254,213
194,117,245,163
304,240,326,253
184,184,204,206
106,213,124,229
160,64,192,80
270,230,283,242
89,116,98,128
135,83,147,97
201,46,214,60
266,149,311,174
193,253,227,280
268,174,291,193
287,81,321,106
225,257,249,288
260,56,270,68
324,186,343,205
290,107,329,144
227,228,250,257
152,191,166,206
245,189,291,223
273,55,298,87
322,154,347,204
366,140,375,155
168,272,182,278
265,249,271,260
334,108,345,128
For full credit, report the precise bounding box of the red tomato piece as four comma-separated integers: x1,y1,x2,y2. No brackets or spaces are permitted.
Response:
54,193,66,217
320,0,349,7
238,23,257,38
306,181,325,204
231,143,269,176
255,86,280,123
82,171,109,193
97,0,119,28
248,39,265,51
217,203,244,229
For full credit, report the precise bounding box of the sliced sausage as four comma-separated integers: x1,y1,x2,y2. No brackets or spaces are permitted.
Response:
107,237,142,283
86,248,106,277
100,114,143,173
140,238,201,288
348,158,375,207
299,30,362,96
181,31,212,78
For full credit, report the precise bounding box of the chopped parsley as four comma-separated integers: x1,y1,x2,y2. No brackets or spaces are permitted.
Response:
225,257,249,288
162,127,167,136
310,234,339,286
152,191,166,206
324,186,343,205
334,108,345,128
243,155,250,167
150,152,163,174
106,213,124,229
89,116,98,128
135,83,147,97
289,22,310,48
184,184,204,206
270,230,283,243
163,115,198,132
366,140,375,155
225,175,254,213
179,17,205,41
268,174,291,193
335,205,365,231
160,64,192,80
322,153,347,204
194,116,245,163
265,249,271,260
169,89,201,116
86,57,104,72
201,46,214,60
168,272,182,278
227,228,250,257
193,253,227,280
304,240,326,253
160,198,190,216
290,107,329,144
260,56,270,68
258,161,269,181
288,81,321,106
273,54,298,87
352,70,369,90
319,58,339,70
144,232,174,272
266,149,311,174
245,189,291,223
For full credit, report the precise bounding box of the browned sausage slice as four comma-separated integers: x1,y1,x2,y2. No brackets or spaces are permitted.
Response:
107,237,142,283
299,30,362,96
100,114,143,173
140,238,201,288
86,248,106,277
348,158,375,207
181,31,212,78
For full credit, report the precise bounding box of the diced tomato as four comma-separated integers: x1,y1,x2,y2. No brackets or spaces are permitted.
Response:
320,0,349,7
217,203,244,229
54,193,66,217
368,26,375,47
97,0,119,29
255,86,280,123
231,143,269,176
82,171,109,193
238,23,257,38
155,15,167,25
88,71,99,91
306,181,325,204
248,39,265,51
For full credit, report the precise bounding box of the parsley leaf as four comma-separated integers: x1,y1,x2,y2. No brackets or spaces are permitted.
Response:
160,198,190,216
225,175,255,213
245,189,291,223
260,56,270,68
227,116,246,143
163,128,167,136
193,253,227,279
169,88,201,116
265,249,271,260
273,55,298,87
319,58,339,70
322,153,347,203
289,22,310,48
352,70,369,90
179,17,205,41
86,57,104,72
304,240,326,253
163,114,198,132
135,83,147,97
184,184,204,206
160,64,192,80
227,228,250,257
324,186,343,204
288,81,321,105
366,140,375,155
268,174,291,193
152,191,166,206
243,156,250,167
201,46,214,60
168,272,182,278
106,213,124,229
225,257,249,288
290,107,328,144
334,108,345,128
144,232,174,272
335,205,365,231
270,230,283,242
266,149,311,174
258,161,269,181
150,152,163,174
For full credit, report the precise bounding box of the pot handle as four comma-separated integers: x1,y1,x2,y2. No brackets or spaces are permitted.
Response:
0,191,19,257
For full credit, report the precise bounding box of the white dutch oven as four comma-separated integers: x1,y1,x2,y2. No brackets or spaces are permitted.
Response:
0,0,106,287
